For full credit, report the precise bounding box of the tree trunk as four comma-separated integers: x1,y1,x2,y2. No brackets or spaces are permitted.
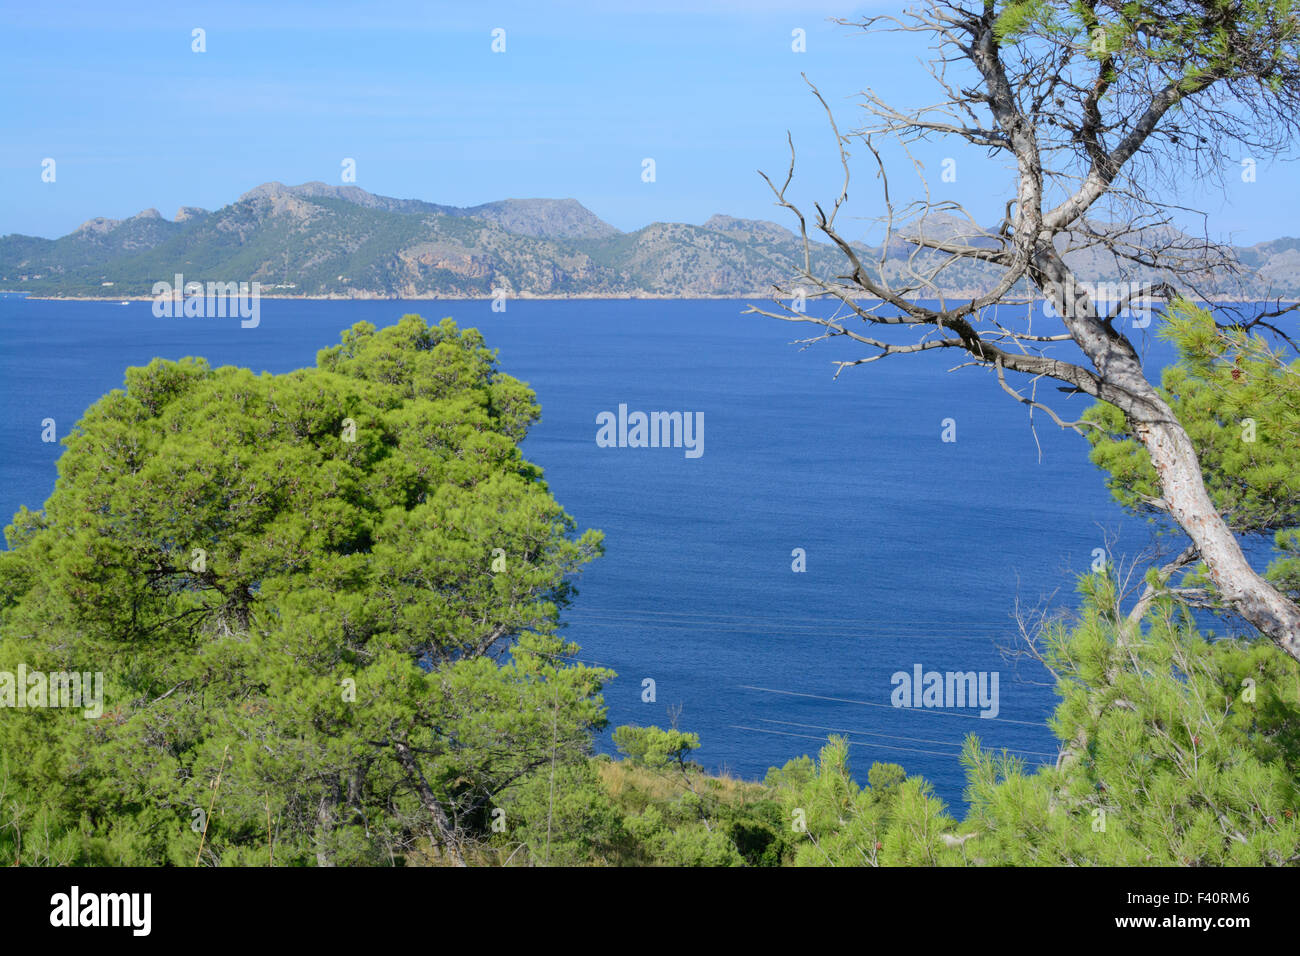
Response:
392,741,466,867
315,777,340,867
1032,247,1300,662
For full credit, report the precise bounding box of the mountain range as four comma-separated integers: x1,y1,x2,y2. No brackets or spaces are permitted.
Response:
3,181,1297,299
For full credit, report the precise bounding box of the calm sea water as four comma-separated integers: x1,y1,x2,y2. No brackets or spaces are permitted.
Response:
0,295,1174,807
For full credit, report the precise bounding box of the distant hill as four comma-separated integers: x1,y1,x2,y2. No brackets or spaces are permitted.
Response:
2,182,1296,299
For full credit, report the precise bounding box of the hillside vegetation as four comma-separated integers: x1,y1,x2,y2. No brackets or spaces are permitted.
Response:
5,182,1296,299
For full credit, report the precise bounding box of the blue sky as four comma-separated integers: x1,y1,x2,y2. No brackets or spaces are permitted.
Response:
0,0,1293,243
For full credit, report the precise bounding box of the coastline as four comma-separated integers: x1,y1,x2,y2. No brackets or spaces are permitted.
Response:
11,291,781,302
7,291,1290,305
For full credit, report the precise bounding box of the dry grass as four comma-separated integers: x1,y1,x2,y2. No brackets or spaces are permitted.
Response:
595,758,768,807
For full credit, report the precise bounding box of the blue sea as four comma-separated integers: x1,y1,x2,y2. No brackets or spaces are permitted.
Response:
0,295,1177,808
